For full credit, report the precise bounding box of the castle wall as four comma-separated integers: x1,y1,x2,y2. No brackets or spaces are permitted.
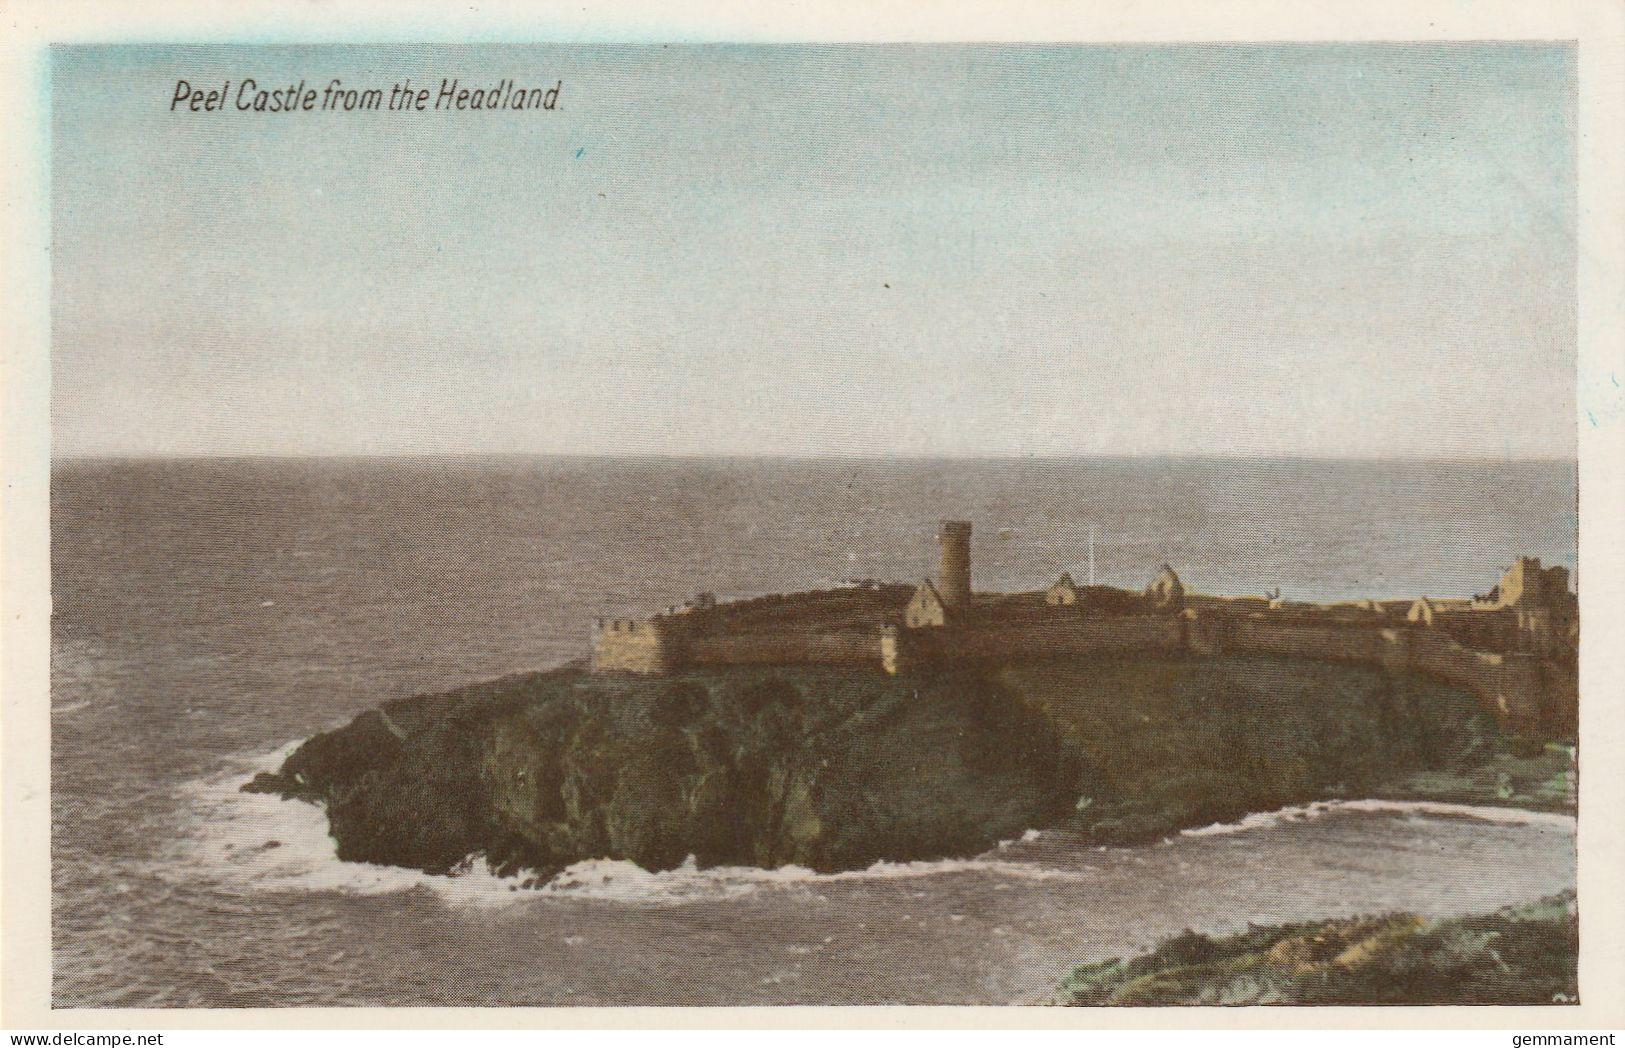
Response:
1537,657,1580,738
1189,615,1395,666
590,619,672,674
683,626,885,670
1432,609,1519,653
1405,629,1554,737
591,605,1574,737
1182,612,1573,737
893,615,1185,667
588,529,1576,736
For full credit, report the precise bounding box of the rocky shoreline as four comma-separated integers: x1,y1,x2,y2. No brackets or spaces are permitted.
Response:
245,654,1572,882
1054,893,1579,1006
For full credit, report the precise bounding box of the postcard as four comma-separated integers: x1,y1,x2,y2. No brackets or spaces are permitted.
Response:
3,0,1624,1033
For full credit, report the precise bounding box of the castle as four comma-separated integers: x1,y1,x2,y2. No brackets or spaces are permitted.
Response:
592,522,1578,738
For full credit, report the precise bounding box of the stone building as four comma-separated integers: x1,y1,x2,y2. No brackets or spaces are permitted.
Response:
936,520,973,609
1145,564,1185,611
588,521,1578,737
903,579,949,628
1045,573,1079,606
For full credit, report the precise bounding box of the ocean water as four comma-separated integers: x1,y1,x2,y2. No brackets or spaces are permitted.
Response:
50,456,1578,1007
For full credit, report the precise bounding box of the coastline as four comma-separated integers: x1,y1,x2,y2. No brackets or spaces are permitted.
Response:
243,653,1574,884
1051,892,1579,1007
206,746,1577,1006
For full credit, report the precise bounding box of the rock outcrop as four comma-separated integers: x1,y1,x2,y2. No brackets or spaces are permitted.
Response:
244,664,1076,878
244,653,1531,883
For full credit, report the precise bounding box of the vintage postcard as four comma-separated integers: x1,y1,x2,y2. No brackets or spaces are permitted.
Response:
3,0,1625,1034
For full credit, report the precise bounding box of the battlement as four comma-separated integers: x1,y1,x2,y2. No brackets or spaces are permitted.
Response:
595,617,653,632
586,524,1577,736
590,616,672,674
1474,556,1573,611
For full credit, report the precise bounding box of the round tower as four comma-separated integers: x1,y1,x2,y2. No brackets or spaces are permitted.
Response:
937,520,972,608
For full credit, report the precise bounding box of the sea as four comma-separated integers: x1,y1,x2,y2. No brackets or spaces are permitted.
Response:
49,455,1579,1007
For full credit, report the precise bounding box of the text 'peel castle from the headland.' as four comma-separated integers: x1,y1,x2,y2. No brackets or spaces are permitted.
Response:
592,521,1578,738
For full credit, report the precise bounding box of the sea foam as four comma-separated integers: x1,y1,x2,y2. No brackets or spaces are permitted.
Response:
169,744,1573,910
166,746,1104,907
1181,798,1574,838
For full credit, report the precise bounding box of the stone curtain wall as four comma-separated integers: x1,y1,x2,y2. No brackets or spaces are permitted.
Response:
944,616,1184,662
592,605,1575,736
593,619,886,673
1187,613,1572,737
683,626,885,670
883,616,1183,675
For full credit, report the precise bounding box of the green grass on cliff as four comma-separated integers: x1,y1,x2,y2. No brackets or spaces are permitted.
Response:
993,654,1515,843
1054,893,1578,1006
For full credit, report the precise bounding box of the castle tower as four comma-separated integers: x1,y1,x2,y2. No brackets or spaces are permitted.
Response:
937,520,972,608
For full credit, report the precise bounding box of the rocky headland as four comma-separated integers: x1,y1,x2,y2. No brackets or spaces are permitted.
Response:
243,654,1573,882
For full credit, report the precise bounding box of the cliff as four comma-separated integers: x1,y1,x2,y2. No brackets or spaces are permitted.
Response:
244,663,1075,877
244,654,1557,881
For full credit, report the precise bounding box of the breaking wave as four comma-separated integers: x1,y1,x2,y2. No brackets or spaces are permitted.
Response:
164,742,431,897
165,744,1573,910
161,746,1095,907
1182,798,1574,838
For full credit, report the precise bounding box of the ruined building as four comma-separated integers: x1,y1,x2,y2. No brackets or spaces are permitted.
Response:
936,520,973,609
591,520,1578,737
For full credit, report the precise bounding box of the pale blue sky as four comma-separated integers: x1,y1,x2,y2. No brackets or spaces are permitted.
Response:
52,43,1576,458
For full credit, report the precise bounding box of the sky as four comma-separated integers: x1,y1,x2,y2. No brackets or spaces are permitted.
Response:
51,43,1577,459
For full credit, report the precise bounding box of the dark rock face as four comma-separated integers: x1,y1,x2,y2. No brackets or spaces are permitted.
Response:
245,655,1515,881
1056,892,1578,1006
243,665,1078,878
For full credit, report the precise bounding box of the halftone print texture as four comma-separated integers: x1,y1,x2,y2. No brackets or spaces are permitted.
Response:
49,43,1578,1007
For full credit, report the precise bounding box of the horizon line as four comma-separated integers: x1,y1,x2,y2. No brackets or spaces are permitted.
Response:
48,450,1581,466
